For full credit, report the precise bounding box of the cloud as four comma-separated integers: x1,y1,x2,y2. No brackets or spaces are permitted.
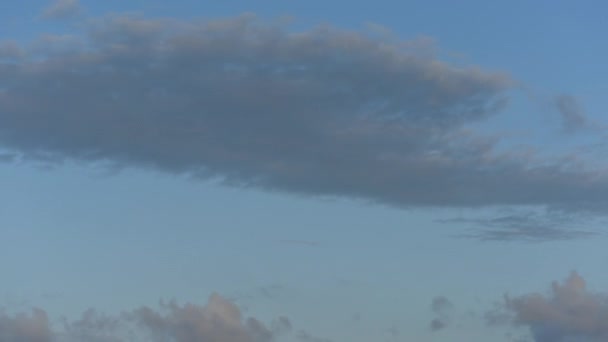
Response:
486,272,608,342
296,330,332,342
432,296,453,313
126,293,278,342
0,308,53,342
556,94,588,133
386,325,400,339
1,13,608,217
40,0,81,20
0,152,16,163
442,210,600,242
228,284,286,304
0,293,287,342
0,40,24,60
59,308,127,342
429,296,453,332
270,316,292,335
429,318,446,332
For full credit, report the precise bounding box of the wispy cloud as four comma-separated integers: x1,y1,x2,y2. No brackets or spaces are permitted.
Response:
40,0,81,20
296,330,332,342
441,210,600,242
228,284,286,303
556,94,588,133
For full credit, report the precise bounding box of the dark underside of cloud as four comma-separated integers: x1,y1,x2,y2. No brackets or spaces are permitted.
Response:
0,293,291,342
1,12,607,226
487,272,608,342
429,296,453,332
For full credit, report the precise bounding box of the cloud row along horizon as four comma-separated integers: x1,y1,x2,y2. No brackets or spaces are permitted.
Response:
0,292,293,342
4,272,606,342
0,12,606,214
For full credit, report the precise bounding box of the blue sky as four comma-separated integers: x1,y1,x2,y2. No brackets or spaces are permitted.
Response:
1,1,608,341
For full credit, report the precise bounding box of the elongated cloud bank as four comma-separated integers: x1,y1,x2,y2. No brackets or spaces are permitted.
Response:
0,293,289,342
0,13,606,211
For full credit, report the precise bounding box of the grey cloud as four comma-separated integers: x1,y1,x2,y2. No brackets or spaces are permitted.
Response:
0,41,24,60
386,325,399,338
432,296,453,313
228,284,286,304
429,296,453,332
60,309,128,342
2,13,608,216
0,308,53,342
556,94,587,133
430,318,446,332
296,330,332,342
128,293,275,342
0,293,286,342
463,225,596,243
442,210,599,242
258,285,285,300
484,300,513,326
270,316,292,335
0,152,17,163
40,0,81,20
487,272,608,342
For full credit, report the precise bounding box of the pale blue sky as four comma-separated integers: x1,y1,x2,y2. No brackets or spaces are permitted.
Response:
1,1,608,342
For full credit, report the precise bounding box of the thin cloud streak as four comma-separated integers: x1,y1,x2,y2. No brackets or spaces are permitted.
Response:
442,210,600,242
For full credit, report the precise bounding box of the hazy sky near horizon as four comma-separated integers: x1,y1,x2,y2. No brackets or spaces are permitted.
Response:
1,1,608,341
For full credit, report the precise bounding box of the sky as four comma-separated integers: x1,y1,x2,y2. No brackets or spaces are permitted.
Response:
1,1,608,341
